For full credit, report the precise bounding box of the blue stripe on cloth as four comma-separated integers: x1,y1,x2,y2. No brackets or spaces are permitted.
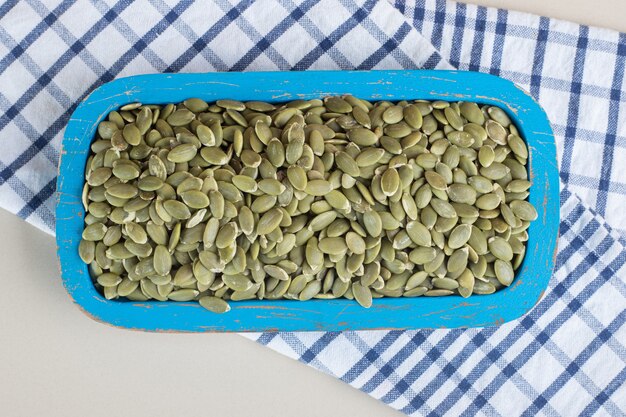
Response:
467,5,486,72
596,33,626,216
356,22,412,69
420,50,442,69
278,0,353,69
448,1,465,67
559,25,589,185
0,0,18,19
529,17,550,99
488,8,507,75
430,0,446,51
294,0,374,69
16,177,56,220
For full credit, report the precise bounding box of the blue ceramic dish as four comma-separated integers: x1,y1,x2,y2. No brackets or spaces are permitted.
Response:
56,70,559,332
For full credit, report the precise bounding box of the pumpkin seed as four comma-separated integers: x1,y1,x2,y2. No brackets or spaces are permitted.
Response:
406,221,432,247
510,200,538,221
319,237,348,255
199,296,230,313
347,128,378,146
352,283,373,308
305,180,332,196
168,143,198,163
257,208,283,235
83,222,107,241
299,280,322,301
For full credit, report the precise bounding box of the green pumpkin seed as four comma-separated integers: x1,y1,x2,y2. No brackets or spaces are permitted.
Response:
425,170,447,191
432,277,459,290
424,289,454,297
168,143,197,163
403,104,423,129
121,123,141,146
125,222,148,244
444,107,464,131
230,175,256,193
199,296,230,313
347,128,378,146
257,208,283,235
476,193,501,210
318,237,348,255
480,162,509,180
305,179,332,196
406,221,432,247
178,190,209,209
430,198,457,218
448,224,472,249
473,280,496,295
88,167,112,186
478,145,495,167
362,210,383,237
352,283,372,308
494,259,514,286
222,274,253,292
153,245,172,276
107,183,138,199
447,131,474,147
286,166,307,191
78,239,96,263
510,200,538,221
167,109,195,126
163,200,191,220
335,151,360,177
487,106,511,127
325,96,352,113
138,176,164,192
345,232,366,254
488,237,513,261
459,102,484,125
381,168,400,196
83,222,107,241
216,222,238,249
181,98,207,112
200,147,230,165
97,272,122,287
298,280,321,301
447,248,469,273
255,179,283,196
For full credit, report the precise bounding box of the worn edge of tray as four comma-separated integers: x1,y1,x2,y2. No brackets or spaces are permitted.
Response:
55,70,559,332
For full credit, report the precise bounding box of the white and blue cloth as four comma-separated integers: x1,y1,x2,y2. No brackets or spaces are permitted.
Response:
1,1,624,415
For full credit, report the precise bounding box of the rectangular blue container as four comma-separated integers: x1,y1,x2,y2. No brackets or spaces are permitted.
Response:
56,70,559,332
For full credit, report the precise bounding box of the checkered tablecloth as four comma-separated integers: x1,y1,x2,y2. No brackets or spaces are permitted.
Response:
1,0,624,415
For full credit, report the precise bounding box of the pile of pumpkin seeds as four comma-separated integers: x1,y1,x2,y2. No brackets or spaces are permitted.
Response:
78,95,537,313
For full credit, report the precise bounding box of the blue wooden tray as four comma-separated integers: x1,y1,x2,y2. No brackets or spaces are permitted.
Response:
56,70,559,332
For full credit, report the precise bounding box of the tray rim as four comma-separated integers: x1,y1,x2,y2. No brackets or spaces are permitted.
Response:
55,69,559,332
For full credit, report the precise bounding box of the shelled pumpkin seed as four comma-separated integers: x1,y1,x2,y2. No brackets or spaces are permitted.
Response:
81,96,537,312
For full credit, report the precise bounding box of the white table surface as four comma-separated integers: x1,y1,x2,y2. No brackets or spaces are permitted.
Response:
0,2,621,416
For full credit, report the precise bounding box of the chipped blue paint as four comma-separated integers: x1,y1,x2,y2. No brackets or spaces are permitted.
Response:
55,70,559,332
